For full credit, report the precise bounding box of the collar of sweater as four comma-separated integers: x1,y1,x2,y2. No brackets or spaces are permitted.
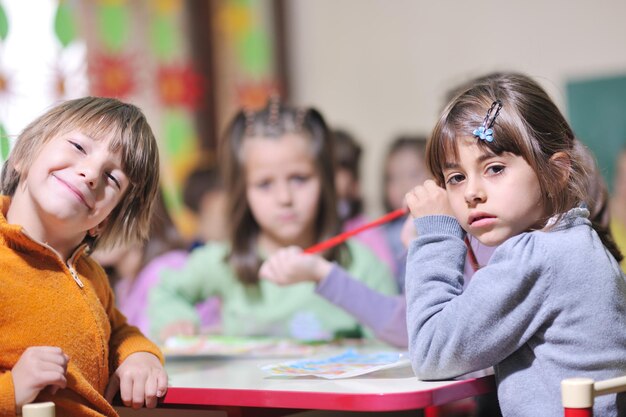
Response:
545,206,591,231
0,195,88,262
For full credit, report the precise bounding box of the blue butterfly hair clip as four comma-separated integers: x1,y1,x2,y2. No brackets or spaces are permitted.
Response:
472,100,502,143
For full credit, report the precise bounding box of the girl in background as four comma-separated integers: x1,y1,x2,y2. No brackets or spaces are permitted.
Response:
182,164,228,250
333,128,396,276
261,135,495,349
405,72,626,416
149,98,396,342
382,136,498,292
610,148,626,272
381,136,431,290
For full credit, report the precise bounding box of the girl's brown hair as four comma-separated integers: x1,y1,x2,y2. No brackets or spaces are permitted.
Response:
219,99,344,285
427,72,622,261
0,96,160,250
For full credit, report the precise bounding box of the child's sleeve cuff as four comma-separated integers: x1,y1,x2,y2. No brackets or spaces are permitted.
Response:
414,215,465,239
0,371,17,417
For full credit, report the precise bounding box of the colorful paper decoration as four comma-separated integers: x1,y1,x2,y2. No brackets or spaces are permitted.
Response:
147,0,202,237
89,52,135,98
54,0,77,47
0,4,7,42
162,109,196,157
0,123,8,161
52,1,85,101
0,0,9,162
97,0,129,53
216,0,280,110
157,64,204,109
150,11,181,60
236,80,277,111
0,67,8,98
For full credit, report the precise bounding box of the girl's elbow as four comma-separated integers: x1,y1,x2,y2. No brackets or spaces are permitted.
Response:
409,346,470,381
409,353,443,380
408,339,455,380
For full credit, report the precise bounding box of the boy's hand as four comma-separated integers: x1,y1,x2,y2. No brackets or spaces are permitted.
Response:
105,352,168,409
12,346,69,410
405,180,453,219
259,246,332,285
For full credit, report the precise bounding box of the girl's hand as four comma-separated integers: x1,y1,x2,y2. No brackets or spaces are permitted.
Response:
105,352,168,409
159,320,197,344
405,179,453,219
12,346,69,410
259,246,332,285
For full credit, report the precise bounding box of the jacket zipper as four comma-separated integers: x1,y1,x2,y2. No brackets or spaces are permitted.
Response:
67,263,85,287
19,228,87,288
66,248,86,288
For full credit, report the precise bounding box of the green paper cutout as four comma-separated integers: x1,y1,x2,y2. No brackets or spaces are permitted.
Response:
0,124,10,161
98,4,129,52
163,110,195,157
54,3,77,47
238,30,271,77
0,4,8,41
161,187,183,212
150,15,180,60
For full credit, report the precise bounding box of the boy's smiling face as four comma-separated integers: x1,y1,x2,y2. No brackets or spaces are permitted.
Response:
9,130,129,254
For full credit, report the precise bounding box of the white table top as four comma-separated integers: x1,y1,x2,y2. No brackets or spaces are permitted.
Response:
162,346,495,412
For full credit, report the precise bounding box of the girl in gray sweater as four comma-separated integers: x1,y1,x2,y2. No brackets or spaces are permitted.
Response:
404,72,626,417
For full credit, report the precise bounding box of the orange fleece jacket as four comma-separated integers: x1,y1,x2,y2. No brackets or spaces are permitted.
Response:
0,196,164,417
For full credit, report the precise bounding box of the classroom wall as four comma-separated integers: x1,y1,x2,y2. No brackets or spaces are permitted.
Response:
285,0,626,215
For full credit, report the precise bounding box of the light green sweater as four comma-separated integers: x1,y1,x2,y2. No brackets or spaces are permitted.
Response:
149,241,397,341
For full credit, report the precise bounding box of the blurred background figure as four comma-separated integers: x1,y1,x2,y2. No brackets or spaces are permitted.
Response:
1,1,624,251
150,98,396,343
182,164,229,250
333,129,396,277
93,190,221,339
610,147,626,272
382,135,429,290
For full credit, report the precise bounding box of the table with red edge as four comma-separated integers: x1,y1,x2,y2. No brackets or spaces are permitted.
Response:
118,345,496,417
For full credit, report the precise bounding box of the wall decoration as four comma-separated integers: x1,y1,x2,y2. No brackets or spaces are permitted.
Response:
209,0,288,136
0,0,10,161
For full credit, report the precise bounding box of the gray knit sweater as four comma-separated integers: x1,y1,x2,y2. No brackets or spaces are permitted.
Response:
406,210,626,417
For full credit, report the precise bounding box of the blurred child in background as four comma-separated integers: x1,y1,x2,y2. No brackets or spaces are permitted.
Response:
182,164,228,250
262,133,496,348
149,97,396,343
333,128,396,276
610,147,626,272
381,136,431,290
93,190,221,338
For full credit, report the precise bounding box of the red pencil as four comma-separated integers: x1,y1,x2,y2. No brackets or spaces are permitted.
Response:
304,208,409,254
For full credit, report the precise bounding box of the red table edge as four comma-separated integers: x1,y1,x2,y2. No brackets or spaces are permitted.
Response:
160,375,496,412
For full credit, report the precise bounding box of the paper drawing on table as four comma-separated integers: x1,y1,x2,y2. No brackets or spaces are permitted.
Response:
261,348,410,379
162,335,320,359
